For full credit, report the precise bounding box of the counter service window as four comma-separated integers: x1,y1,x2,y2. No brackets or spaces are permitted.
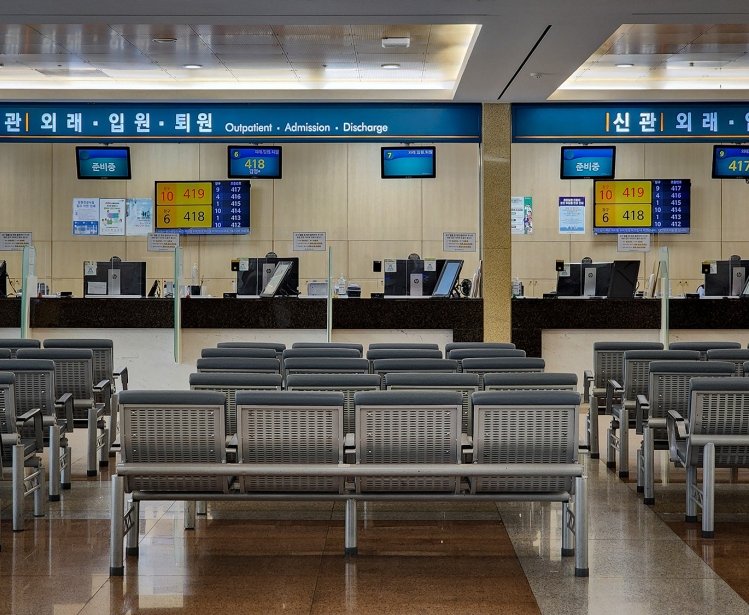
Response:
228,146,282,179
381,146,436,179
155,180,250,235
560,146,615,179
83,259,146,297
76,146,131,180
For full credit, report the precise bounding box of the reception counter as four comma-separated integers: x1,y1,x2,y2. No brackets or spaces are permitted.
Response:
1,296,484,342
512,297,749,357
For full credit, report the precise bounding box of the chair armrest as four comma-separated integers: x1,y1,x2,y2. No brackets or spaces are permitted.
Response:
55,392,74,431
606,378,624,414
667,409,688,464
113,367,129,391
583,370,594,403
93,378,111,395
17,407,44,450
94,378,113,413
635,394,650,434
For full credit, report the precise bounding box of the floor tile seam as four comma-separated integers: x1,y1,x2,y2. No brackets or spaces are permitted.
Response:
74,578,110,615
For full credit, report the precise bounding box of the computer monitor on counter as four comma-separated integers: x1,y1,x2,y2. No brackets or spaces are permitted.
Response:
383,258,446,296
235,256,300,296
84,258,146,297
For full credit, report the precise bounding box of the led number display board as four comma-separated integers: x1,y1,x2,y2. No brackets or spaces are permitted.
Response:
560,146,615,179
155,180,250,235
228,146,282,179
593,179,690,234
712,145,749,179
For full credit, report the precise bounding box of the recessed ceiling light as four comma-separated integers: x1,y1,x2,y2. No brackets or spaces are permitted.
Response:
382,37,410,48
381,63,401,70
183,64,203,69
152,37,177,44
616,63,635,68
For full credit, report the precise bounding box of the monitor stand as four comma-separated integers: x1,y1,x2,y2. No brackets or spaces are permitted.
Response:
108,268,121,296
582,266,597,297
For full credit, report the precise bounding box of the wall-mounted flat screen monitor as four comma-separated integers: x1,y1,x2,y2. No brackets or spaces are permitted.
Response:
227,146,282,179
381,146,436,179
593,179,690,234
560,146,615,179
154,180,250,235
83,260,146,297
76,146,131,180
712,145,749,179
260,261,294,297
431,260,463,297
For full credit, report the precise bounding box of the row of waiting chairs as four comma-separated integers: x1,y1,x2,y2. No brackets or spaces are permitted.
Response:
112,386,588,577
190,369,569,438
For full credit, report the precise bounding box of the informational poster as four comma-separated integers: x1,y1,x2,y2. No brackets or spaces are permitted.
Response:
99,198,126,236
443,232,477,252
72,198,100,236
125,198,153,236
147,232,179,252
292,231,326,252
511,196,533,234
558,197,586,234
0,232,32,251
617,233,651,253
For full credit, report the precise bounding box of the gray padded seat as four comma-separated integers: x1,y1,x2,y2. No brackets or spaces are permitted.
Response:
668,341,741,359
235,390,345,494
447,348,526,360
0,338,41,358
43,338,112,349
0,348,9,359
292,342,364,354
283,357,370,376
42,338,115,383
282,348,361,360
368,343,439,350
383,372,480,434
189,372,283,435
196,357,280,374
366,348,443,361
217,342,286,360
200,347,277,359
706,349,749,375
118,390,228,493
353,390,463,493
371,358,458,377
462,358,545,388
483,372,578,390
444,342,515,355
470,390,580,494
285,373,381,434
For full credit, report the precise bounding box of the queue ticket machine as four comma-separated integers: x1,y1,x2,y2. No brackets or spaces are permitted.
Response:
84,257,147,297
383,258,446,296
234,257,300,296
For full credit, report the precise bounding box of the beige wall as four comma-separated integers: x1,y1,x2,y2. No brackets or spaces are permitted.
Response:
0,142,480,297
511,142,740,297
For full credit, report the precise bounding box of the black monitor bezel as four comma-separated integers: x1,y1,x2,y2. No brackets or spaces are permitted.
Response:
227,145,283,179
381,146,436,179
76,146,132,180
711,144,749,179
431,259,463,298
560,145,616,180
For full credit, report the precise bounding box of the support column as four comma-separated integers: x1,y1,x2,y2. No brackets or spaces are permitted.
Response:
481,103,512,342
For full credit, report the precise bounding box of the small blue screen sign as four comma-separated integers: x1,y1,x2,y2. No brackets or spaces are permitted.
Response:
712,145,749,179
76,146,131,179
381,147,436,179
228,146,282,179
560,146,615,179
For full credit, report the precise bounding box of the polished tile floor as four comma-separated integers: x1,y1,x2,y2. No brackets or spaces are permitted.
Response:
1,422,748,614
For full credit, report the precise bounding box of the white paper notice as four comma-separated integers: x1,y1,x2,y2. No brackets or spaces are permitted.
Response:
99,198,126,236
293,232,326,252
147,233,179,252
0,232,32,251
443,232,477,252
617,234,651,253
125,198,153,236
72,198,100,236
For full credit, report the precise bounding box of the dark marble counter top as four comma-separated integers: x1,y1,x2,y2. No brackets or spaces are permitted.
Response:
3,297,483,341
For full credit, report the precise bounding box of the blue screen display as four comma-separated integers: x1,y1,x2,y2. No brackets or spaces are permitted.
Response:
228,146,282,178
712,146,749,178
381,147,436,178
76,147,131,179
560,146,615,179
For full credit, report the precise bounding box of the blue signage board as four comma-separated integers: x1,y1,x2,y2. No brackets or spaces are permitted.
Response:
514,103,749,142
712,145,749,179
228,146,282,179
381,147,436,178
76,146,131,179
560,146,615,179
0,102,480,143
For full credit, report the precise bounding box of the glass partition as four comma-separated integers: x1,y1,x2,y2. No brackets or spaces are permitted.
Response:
659,246,670,346
20,244,36,338
173,246,182,362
